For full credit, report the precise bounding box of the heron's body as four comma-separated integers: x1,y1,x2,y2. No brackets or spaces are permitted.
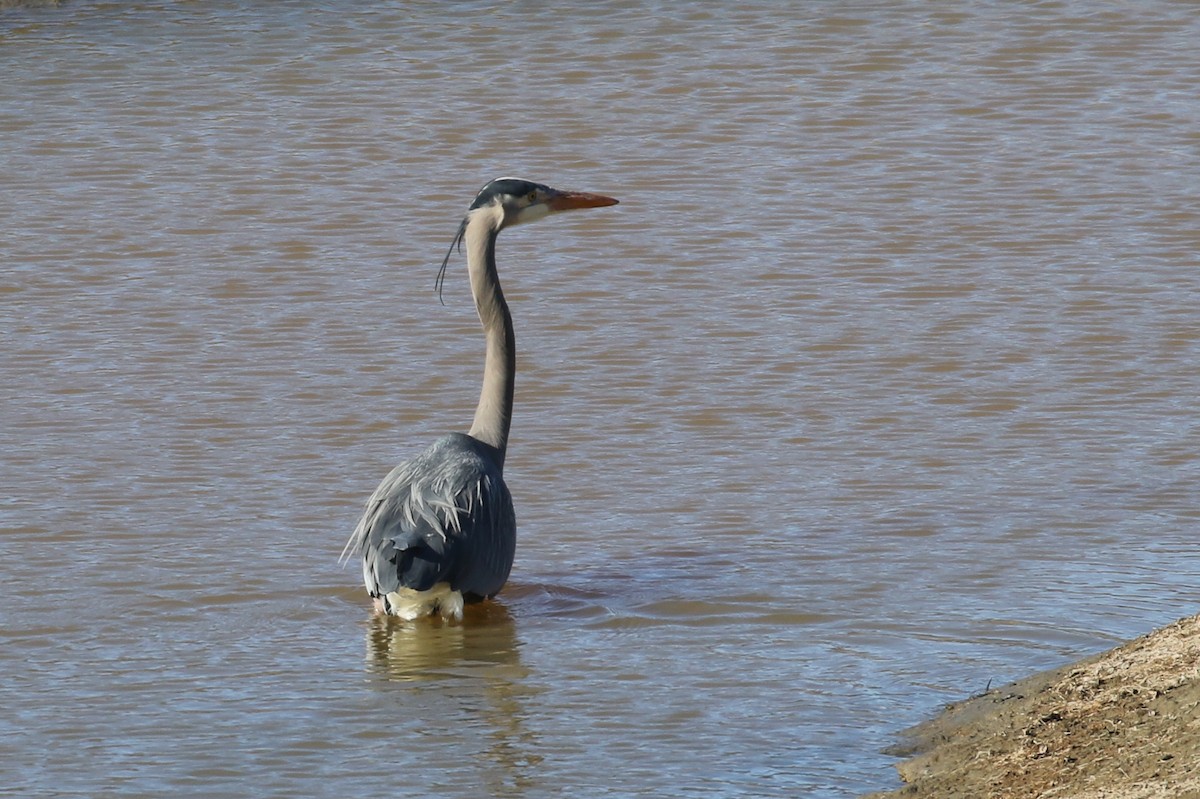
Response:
351,433,514,619
341,178,617,620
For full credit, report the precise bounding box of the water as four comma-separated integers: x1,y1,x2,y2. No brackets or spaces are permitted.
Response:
2,1,1198,796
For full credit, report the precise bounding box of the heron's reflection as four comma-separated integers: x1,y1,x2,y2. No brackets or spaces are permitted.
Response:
364,597,541,793
366,597,521,681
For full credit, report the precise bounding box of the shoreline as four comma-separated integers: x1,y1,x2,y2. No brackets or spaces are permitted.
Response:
864,614,1200,799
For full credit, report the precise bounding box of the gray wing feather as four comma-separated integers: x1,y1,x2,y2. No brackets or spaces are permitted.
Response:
341,433,516,599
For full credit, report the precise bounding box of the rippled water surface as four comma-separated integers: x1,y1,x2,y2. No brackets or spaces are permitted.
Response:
3,2,1198,796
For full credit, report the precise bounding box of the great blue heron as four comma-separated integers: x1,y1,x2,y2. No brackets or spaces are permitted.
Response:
341,178,619,620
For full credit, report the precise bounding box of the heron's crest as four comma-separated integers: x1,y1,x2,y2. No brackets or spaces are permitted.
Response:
434,216,468,306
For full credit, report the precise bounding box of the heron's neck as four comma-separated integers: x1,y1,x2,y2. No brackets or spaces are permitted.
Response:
464,208,514,465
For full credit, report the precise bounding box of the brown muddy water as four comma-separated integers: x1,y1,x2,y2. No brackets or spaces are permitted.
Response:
2,2,1198,796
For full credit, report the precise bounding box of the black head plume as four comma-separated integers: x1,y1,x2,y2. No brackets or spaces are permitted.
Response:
435,216,468,306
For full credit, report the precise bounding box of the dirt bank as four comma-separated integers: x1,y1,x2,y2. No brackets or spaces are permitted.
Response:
866,614,1200,799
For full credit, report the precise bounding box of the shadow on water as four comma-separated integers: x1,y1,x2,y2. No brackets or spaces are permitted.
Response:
362,601,544,795
358,577,640,678
364,598,522,682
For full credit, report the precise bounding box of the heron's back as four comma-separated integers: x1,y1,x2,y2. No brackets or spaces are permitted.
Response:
345,433,516,602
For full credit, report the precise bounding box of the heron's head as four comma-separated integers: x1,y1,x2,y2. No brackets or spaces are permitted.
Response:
435,177,618,302
468,177,619,229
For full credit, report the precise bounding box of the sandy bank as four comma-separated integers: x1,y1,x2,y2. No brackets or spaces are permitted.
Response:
866,614,1200,799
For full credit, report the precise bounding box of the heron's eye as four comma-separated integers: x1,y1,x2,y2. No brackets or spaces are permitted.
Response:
527,189,540,202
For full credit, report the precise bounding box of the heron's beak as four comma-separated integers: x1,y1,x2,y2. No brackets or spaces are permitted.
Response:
546,190,619,212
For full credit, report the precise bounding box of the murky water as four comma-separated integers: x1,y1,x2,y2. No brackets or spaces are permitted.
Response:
2,2,1198,796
